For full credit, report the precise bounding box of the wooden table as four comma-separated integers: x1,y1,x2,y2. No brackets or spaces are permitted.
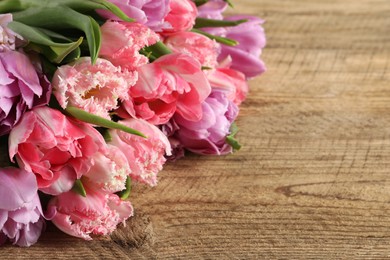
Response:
3,0,390,258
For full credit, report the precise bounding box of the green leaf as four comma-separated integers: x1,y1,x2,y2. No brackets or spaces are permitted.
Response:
194,18,248,29
142,41,172,60
72,179,87,197
61,47,81,64
9,21,83,63
65,106,147,138
27,41,82,64
91,0,134,22
192,29,238,46
0,0,23,13
103,130,112,142
193,0,209,7
140,49,158,62
226,123,241,151
223,0,234,8
87,16,101,64
41,57,58,80
0,0,133,21
9,21,72,47
38,27,78,42
12,6,101,63
118,176,132,200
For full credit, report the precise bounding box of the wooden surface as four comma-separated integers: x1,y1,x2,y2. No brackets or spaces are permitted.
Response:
3,0,390,258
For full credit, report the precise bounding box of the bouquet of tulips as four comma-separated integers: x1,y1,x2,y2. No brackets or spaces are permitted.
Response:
0,0,265,247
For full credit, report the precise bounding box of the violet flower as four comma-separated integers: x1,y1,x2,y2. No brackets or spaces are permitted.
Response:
0,14,18,52
172,89,238,155
0,50,51,136
0,167,45,247
98,0,170,31
196,0,227,36
219,15,267,78
197,0,228,20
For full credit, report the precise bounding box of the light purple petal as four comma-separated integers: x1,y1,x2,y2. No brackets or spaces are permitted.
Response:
0,168,38,211
13,218,44,247
0,210,8,229
0,51,42,98
173,90,238,155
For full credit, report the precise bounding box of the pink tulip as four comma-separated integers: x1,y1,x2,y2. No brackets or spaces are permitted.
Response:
100,21,160,71
164,31,220,68
0,167,44,247
162,0,198,34
207,67,249,105
118,53,211,125
109,118,171,186
83,144,130,193
47,184,133,240
52,57,136,120
8,107,106,195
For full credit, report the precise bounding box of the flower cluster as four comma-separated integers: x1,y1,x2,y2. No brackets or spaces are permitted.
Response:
0,0,265,246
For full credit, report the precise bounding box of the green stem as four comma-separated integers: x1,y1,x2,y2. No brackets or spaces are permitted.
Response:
194,18,248,29
192,29,238,46
65,106,147,138
118,176,132,200
147,41,172,58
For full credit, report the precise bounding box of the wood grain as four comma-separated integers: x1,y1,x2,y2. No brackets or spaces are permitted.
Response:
2,0,390,258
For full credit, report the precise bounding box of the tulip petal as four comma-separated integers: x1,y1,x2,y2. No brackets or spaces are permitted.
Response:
14,219,44,247
0,168,37,211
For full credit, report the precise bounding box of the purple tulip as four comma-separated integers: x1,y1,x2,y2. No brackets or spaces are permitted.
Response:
196,0,227,35
0,14,18,52
197,0,227,20
0,51,51,136
98,0,170,31
219,15,267,78
161,120,185,161
172,90,238,155
0,167,45,247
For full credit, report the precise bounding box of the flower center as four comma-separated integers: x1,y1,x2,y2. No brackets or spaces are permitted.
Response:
83,85,101,99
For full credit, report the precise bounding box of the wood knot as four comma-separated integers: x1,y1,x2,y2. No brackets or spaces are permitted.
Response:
110,210,155,249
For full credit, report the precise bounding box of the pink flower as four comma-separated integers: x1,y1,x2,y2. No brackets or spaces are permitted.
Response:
8,106,106,195
164,31,220,68
0,167,44,247
109,118,171,186
52,57,136,119
207,68,249,105
47,184,133,240
83,145,130,193
118,53,211,125
162,0,198,34
0,14,19,51
100,21,160,71
97,0,170,32
0,50,51,136
172,90,239,155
